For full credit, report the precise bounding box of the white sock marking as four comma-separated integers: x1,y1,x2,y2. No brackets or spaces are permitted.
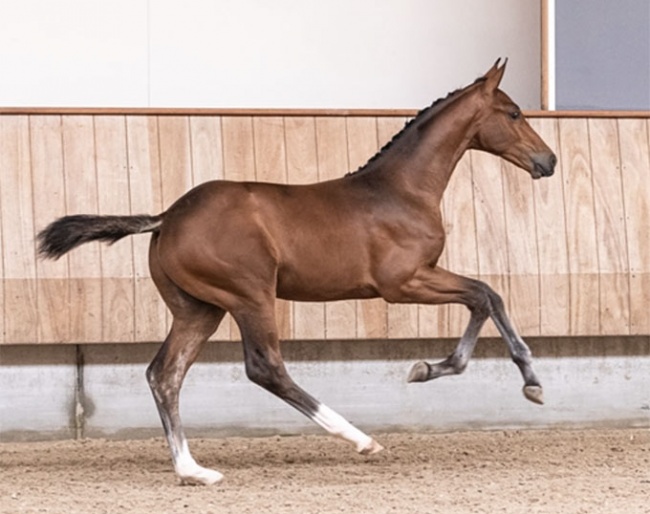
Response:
174,440,223,485
312,403,373,452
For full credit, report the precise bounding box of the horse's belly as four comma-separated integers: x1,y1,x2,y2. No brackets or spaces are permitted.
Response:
276,266,379,302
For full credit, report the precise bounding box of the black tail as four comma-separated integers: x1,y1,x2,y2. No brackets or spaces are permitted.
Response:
37,214,163,260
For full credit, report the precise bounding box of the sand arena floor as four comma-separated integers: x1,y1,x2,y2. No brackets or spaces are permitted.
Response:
1,428,649,514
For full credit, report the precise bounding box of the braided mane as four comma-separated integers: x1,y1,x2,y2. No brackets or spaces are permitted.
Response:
346,76,487,177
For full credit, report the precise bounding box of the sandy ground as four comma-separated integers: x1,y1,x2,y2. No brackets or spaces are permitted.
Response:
1,428,649,514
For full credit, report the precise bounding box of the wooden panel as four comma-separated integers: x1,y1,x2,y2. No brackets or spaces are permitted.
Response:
470,150,509,337
501,160,541,336
61,116,102,343
158,116,194,337
2,113,650,344
252,117,292,340
188,116,231,340
95,116,135,343
557,118,600,336
158,116,193,208
189,116,225,185
221,116,256,340
530,118,570,336
284,116,326,340
346,117,387,339
126,116,168,343
0,116,38,343
0,143,3,343
618,119,650,335
376,117,420,340
221,116,256,183
30,115,71,343
588,118,630,335
440,152,477,339
315,117,356,340
420,145,457,340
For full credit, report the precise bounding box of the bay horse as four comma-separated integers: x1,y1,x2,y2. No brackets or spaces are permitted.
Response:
37,60,556,485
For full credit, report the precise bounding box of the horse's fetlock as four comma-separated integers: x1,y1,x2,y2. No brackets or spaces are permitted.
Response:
450,356,468,374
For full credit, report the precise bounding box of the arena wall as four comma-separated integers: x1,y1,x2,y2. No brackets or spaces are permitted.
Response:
0,110,649,440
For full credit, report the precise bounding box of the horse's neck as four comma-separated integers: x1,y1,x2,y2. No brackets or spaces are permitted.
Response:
375,97,480,204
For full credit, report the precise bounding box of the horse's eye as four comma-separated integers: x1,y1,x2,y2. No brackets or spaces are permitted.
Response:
509,110,521,120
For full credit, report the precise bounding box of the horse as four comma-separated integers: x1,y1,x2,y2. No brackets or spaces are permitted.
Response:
37,59,556,485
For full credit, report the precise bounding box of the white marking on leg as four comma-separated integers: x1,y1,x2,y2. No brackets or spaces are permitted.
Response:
173,439,224,486
312,403,383,454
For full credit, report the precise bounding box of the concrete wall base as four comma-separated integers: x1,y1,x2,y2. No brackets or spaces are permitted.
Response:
1,337,649,442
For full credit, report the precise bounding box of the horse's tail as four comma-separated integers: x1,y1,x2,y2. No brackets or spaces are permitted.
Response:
37,214,163,260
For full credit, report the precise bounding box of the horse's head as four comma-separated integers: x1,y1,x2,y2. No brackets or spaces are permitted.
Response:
469,59,556,179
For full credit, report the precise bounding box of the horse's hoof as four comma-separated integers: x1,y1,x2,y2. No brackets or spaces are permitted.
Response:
359,439,384,455
179,468,224,486
523,385,544,405
407,361,429,383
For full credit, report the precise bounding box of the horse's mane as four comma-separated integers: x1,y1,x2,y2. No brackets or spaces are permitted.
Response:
345,76,487,177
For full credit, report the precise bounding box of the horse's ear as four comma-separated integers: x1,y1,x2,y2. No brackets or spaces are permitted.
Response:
484,58,507,91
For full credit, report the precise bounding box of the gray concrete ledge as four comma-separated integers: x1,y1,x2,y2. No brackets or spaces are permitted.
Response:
1,337,649,442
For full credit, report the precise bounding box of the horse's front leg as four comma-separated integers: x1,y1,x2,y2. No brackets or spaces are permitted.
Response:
387,266,543,405
232,302,384,454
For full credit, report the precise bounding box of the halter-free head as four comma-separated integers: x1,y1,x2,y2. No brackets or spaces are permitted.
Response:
470,59,556,178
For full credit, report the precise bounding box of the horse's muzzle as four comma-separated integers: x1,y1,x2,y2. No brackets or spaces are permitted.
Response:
532,153,557,178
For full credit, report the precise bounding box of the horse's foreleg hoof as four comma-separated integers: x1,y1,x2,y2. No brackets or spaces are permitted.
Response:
523,385,544,405
359,439,384,455
407,361,430,383
178,467,224,486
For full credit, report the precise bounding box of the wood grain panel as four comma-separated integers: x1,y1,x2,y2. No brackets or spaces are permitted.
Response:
284,116,326,340
376,117,420,340
0,116,38,343
1,113,649,344
618,119,650,335
346,117,387,339
440,152,478,339
158,116,193,208
588,119,630,335
501,160,541,336
315,117,356,340
0,153,3,343
221,116,256,340
189,116,225,185
61,115,102,343
187,116,232,340
221,116,256,183
30,115,71,343
470,150,509,337
557,118,600,336
95,116,135,343
252,116,292,340
529,118,570,336
126,116,168,343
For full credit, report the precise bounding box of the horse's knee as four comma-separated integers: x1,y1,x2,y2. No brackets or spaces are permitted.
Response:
467,280,503,317
486,288,505,313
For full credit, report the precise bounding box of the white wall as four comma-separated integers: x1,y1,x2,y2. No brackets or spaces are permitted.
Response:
0,0,541,109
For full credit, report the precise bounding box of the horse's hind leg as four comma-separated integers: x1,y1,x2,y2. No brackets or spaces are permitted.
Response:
146,307,224,485
233,301,383,454
147,246,225,485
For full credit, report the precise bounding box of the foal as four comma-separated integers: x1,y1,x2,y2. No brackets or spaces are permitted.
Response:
38,60,556,485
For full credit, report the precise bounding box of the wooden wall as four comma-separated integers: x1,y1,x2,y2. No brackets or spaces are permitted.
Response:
0,113,648,344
